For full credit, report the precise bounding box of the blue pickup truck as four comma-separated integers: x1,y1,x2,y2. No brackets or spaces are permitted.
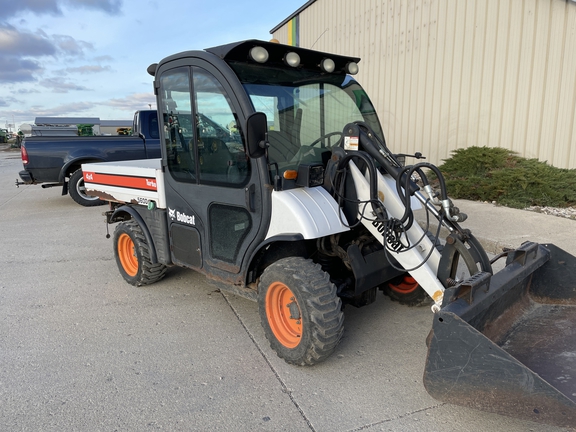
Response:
17,110,161,206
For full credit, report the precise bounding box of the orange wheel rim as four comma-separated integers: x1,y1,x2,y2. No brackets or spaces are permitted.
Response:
265,282,302,348
389,275,419,294
118,233,138,277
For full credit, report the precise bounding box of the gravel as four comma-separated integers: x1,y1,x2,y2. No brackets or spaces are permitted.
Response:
524,205,576,220
480,200,576,220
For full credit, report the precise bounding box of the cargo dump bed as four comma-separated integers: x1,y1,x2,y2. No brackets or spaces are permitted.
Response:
82,159,165,208
424,242,576,428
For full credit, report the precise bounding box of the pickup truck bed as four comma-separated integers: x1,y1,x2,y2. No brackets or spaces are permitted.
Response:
17,110,160,206
82,159,166,209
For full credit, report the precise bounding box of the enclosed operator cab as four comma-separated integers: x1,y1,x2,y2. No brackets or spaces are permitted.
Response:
149,40,382,288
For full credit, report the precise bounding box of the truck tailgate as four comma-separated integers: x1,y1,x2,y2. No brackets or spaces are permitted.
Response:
82,159,166,208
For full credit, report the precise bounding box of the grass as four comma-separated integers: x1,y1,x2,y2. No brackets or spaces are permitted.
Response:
432,146,576,209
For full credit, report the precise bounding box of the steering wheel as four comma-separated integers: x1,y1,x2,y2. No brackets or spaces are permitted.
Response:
309,131,343,148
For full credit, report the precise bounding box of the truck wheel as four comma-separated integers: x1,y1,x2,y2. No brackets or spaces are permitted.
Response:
113,220,166,286
258,257,344,366
69,169,105,207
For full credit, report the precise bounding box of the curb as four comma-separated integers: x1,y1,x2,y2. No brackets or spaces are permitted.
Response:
416,219,513,256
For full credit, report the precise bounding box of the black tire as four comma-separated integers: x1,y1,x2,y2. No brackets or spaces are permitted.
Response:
113,220,166,286
383,231,443,306
69,169,106,206
258,257,344,366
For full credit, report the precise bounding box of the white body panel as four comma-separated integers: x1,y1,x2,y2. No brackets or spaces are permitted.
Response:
81,158,166,209
348,161,445,305
266,187,350,240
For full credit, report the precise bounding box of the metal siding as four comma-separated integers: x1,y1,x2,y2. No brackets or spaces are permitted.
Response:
557,2,576,167
273,0,576,169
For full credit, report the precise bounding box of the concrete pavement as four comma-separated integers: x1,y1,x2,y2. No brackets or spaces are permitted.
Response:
1,146,571,431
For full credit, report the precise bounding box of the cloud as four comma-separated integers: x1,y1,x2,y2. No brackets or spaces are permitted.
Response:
94,55,114,62
17,88,41,94
40,101,97,115
0,24,94,83
0,96,18,107
39,77,91,93
52,34,93,57
0,24,56,56
2,0,123,20
72,0,122,14
1,101,98,120
0,104,90,126
2,92,156,125
105,92,156,111
65,65,112,74
0,56,42,82
0,24,93,59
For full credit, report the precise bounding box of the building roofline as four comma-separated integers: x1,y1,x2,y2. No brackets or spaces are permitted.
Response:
35,117,101,125
270,0,317,34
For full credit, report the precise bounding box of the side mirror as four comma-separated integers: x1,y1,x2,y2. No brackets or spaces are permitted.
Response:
245,112,268,159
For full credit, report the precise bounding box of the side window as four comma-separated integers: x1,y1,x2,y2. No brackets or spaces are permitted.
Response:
247,89,302,166
160,67,196,183
133,112,139,137
149,116,159,139
193,67,249,186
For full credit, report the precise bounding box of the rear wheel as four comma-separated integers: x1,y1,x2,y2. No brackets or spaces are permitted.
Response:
383,231,442,306
384,275,431,306
258,257,344,366
113,220,166,286
69,169,105,207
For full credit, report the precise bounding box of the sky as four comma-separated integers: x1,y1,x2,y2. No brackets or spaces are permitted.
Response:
0,0,306,130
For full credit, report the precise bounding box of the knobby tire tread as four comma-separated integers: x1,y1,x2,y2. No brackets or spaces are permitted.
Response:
259,257,344,366
116,220,166,286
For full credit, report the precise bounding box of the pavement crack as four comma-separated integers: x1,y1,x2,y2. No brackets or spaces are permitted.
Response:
221,293,316,432
345,403,447,431
0,185,30,209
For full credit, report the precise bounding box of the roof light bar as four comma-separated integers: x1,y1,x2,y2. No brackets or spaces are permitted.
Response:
249,46,269,63
320,58,336,73
346,61,359,75
284,52,301,67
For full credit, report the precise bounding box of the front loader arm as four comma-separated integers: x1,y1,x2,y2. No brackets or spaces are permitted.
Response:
330,122,491,311
347,160,446,308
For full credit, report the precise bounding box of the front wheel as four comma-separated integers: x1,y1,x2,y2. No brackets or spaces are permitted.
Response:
69,169,106,206
258,257,344,366
113,220,166,286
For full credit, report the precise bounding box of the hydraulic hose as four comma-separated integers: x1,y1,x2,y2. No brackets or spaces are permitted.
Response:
342,122,420,229
335,150,387,222
393,162,450,229
344,123,419,195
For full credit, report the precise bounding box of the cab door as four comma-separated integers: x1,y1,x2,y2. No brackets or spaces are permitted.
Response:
157,61,263,281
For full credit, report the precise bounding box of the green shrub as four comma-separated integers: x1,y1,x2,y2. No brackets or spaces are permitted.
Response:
434,146,576,209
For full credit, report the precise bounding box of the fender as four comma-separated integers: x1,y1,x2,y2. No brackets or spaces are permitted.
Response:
265,187,349,240
59,157,106,183
244,234,305,284
110,205,159,264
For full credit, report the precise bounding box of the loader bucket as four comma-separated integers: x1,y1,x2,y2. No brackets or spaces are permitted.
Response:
424,242,576,428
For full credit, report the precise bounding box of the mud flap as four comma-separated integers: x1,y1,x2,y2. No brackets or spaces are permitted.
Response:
424,242,576,428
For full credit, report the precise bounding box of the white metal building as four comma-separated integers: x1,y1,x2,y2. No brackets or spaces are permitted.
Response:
272,0,576,169
33,117,133,136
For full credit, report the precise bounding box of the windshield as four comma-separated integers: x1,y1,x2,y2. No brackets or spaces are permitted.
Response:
229,62,384,167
